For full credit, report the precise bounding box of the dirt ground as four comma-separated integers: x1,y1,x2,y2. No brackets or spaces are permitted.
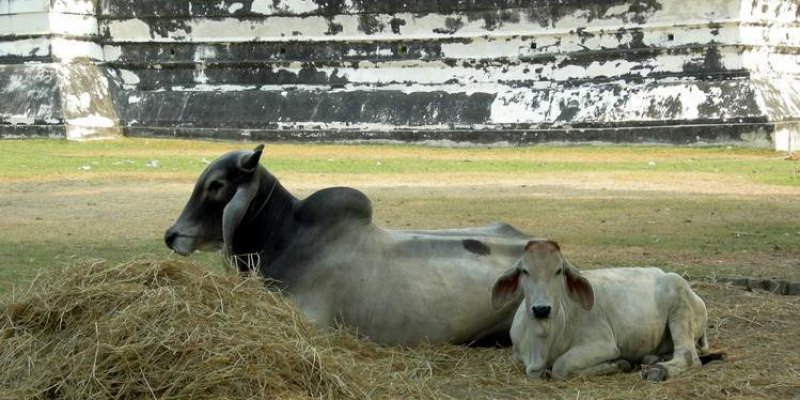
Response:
3,169,799,279
1,144,799,399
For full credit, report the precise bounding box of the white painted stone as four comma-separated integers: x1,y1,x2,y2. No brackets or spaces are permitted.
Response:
194,45,218,61
0,13,49,35
7,115,35,125
441,38,524,60
58,64,122,139
270,121,465,132
64,92,91,114
490,90,547,124
740,0,798,23
3,70,27,91
740,24,800,47
117,69,141,86
753,78,800,118
102,45,122,62
250,0,318,15
773,125,800,152
228,2,243,14
49,0,95,15
0,10,96,36
48,12,97,36
103,18,152,41
0,0,47,15
249,0,271,14
67,114,115,127
174,84,258,92
252,0,352,15
100,9,746,44
51,38,103,61
0,37,49,58
488,81,736,125
194,64,209,84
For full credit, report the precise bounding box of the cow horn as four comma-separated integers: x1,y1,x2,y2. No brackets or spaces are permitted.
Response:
240,144,264,172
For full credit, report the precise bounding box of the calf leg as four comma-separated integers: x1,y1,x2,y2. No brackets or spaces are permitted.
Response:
642,307,702,382
578,359,633,377
641,354,662,366
551,343,621,380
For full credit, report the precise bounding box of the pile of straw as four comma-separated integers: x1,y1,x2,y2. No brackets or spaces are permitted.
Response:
0,259,369,399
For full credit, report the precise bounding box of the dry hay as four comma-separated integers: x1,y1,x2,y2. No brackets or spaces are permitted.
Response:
0,260,366,400
1,260,799,400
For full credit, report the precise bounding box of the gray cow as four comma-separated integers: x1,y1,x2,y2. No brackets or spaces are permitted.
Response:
165,145,535,345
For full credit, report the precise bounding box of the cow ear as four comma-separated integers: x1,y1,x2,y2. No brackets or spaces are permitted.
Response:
240,144,264,173
491,265,522,310
564,261,594,310
222,176,260,255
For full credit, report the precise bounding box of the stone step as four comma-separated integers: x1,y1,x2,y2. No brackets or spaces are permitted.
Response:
120,78,768,128
107,47,756,92
123,122,776,146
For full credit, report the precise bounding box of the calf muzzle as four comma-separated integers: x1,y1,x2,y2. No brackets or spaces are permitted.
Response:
532,305,551,319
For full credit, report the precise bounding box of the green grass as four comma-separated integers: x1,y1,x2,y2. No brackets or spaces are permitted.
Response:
1,139,798,186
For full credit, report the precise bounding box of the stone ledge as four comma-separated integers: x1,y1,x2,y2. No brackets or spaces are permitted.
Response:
124,122,775,147
716,277,800,296
0,124,65,138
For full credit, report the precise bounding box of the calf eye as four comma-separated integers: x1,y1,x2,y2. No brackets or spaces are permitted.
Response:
555,268,563,276
518,268,529,275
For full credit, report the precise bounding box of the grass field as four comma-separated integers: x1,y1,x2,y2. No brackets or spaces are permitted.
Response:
1,138,799,398
2,139,798,293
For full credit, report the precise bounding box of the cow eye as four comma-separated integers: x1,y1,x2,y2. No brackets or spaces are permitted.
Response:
207,180,225,193
518,268,528,275
555,268,563,276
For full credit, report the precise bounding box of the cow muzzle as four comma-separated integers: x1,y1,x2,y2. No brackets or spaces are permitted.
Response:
164,228,178,249
164,227,193,256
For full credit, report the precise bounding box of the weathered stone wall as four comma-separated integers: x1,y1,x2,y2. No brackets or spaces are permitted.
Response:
0,0,122,139
1,0,798,149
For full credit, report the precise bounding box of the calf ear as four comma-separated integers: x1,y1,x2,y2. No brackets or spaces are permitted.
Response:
491,266,522,310
239,144,265,172
222,176,260,255
565,262,594,310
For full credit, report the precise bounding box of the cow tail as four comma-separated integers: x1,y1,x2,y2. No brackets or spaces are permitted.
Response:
697,333,727,365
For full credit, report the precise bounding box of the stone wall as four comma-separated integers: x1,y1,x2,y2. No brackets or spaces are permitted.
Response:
0,0,122,139
1,0,798,149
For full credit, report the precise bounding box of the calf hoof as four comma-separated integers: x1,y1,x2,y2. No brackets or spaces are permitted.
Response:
615,359,633,373
525,367,547,380
641,364,668,382
641,355,661,366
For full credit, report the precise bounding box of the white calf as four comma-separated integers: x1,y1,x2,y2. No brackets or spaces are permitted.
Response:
491,240,711,381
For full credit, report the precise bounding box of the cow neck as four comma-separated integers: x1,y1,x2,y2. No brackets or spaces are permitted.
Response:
235,169,298,266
